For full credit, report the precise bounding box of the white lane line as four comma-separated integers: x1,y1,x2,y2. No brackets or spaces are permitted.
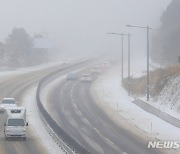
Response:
93,127,114,145
104,137,114,145
70,89,73,96
72,103,77,109
93,127,100,133
82,118,90,126
71,97,74,103
70,89,74,102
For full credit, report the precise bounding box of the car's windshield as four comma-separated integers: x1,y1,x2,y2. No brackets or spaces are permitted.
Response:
69,73,76,76
2,99,15,104
7,119,25,126
83,74,90,77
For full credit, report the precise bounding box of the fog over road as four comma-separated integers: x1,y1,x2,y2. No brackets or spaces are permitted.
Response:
43,68,161,154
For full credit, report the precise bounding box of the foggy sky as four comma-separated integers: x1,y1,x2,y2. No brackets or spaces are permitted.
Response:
0,0,171,58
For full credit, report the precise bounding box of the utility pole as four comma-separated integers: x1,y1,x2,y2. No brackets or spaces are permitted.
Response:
147,26,150,101
107,33,130,81
126,25,152,101
121,34,124,81
128,33,132,96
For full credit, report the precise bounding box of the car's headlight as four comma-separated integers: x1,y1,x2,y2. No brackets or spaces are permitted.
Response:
6,128,10,132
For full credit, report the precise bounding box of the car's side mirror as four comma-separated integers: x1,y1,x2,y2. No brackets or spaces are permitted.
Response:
26,123,28,126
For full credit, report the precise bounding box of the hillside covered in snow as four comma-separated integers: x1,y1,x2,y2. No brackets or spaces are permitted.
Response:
152,74,180,117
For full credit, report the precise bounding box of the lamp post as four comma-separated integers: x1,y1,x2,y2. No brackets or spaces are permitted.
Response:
126,25,152,101
107,33,130,82
127,33,131,96
107,32,132,95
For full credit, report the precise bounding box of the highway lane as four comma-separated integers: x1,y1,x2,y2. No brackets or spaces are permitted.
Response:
47,74,161,154
0,64,68,154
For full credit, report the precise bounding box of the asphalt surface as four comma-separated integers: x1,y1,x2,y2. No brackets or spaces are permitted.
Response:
46,73,162,154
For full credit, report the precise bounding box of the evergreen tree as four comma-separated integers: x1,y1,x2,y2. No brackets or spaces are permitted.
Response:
5,28,33,67
152,0,180,65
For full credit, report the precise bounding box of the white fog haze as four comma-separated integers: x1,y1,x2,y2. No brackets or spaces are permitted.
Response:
0,0,171,61
1,1,180,154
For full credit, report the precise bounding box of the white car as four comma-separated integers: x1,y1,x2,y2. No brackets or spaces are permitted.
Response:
101,62,110,68
62,60,69,64
0,98,17,113
67,72,78,80
80,74,92,82
91,66,101,74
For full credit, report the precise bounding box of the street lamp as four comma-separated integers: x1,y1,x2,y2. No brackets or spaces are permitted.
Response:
107,33,130,82
126,25,152,101
127,33,132,96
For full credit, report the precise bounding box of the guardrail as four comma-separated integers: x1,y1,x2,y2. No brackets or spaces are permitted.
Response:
133,99,180,128
36,61,91,154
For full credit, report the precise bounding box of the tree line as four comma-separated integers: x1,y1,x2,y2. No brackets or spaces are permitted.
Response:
0,28,48,68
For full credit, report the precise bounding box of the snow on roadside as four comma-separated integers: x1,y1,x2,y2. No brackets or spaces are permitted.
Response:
40,75,65,116
23,86,66,154
141,75,180,120
0,61,63,77
92,65,180,153
0,57,90,77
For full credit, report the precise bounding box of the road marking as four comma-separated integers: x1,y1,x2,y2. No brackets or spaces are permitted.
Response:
73,103,77,109
93,127,114,145
93,127,100,133
104,137,114,145
70,89,73,96
82,118,90,126
70,90,74,103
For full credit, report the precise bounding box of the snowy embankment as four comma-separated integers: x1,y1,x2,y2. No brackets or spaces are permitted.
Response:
92,65,180,154
144,75,180,120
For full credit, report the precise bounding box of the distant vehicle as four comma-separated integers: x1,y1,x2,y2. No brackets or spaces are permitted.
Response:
4,107,28,140
62,60,69,64
91,66,101,74
80,74,92,82
67,72,78,80
101,62,110,68
92,55,99,59
0,98,17,113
